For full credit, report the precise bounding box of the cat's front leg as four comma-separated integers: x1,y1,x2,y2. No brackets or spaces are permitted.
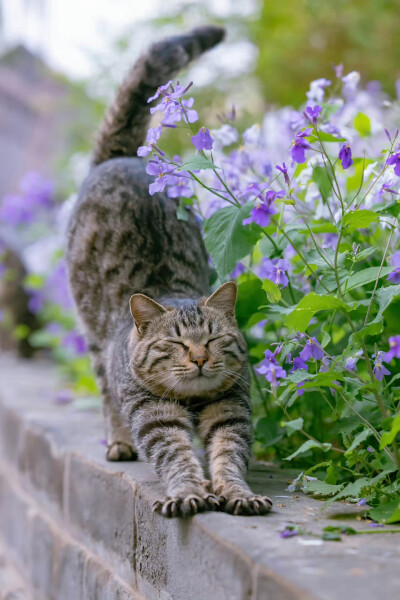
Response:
130,400,219,517
200,400,273,516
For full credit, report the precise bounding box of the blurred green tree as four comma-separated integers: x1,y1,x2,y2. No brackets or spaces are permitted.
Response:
252,0,400,106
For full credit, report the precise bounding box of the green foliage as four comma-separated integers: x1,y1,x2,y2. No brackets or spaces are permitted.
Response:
252,0,400,106
204,205,262,277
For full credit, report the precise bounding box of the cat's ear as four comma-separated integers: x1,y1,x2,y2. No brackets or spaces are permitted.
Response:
204,281,237,317
129,294,166,333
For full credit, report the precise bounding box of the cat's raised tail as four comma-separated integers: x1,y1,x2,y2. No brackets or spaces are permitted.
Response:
92,26,225,165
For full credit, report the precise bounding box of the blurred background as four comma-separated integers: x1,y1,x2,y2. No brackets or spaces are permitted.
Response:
1,0,400,198
0,0,400,396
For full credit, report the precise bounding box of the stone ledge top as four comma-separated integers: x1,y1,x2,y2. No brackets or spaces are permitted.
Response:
1,355,400,600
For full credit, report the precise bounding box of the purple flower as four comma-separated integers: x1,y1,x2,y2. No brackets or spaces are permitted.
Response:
376,181,399,202
54,389,74,405
373,352,391,381
150,90,198,126
304,104,322,125
257,346,286,386
238,182,264,201
342,71,360,96
243,190,283,227
261,258,289,288
368,522,384,528
345,351,362,371
180,98,199,124
335,63,343,78
19,172,53,208
276,163,290,186
291,137,311,164
290,357,309,374
166,174,193,199
46,259,73,309
280,527,298,539
388,268,400,284
258,349,279,369
147,80,173,103
306,79,331,103
62,331,88,355
357,498,367,507
0,194,33,225
27,290,45,314
260,362,287,387
339,145,353,170
296,382,307,396
367,446,375,454
230,262,246,278
211,124,238,147
137,126,162,157
386,152,400,176
300,337,324,361
385,336,400,362
191,127,214,151
146,157,175,195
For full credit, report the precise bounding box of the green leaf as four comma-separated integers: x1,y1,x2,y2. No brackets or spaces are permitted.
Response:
375,284,400,319
262,279,282,303
304,248,339,270
324,471,391,507
321,330,331,348
176,197,193,221
235,277,266,329
342,210,378,231
23,273,45,290
379,413,400,450
255,417,283,447
301,372,343,389
178,156,218,171
349,317,384,346
285,293,347,332
345,428,372,455
354,113,371,137
284,440,332,461
345,267,393,293
204,206,262,277
309,132,347,143
282,417,304,436
312,165,333,199
369,500,400,524
355,247,376,261
303,480,344,496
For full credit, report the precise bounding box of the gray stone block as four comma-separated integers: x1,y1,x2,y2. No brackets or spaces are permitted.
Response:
65,453,136,565
17,423,64,511
0,403,23,466
0,474,31,568
135,482,254,600
54,540,85,600
83,555,139,600
29,512,58,599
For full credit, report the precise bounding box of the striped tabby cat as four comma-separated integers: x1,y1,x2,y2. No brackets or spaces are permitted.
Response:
66,26,272,517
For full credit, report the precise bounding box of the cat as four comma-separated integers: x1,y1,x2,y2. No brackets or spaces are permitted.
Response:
66,26,272,518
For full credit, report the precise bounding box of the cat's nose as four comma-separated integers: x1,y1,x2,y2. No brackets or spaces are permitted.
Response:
190,353,208,368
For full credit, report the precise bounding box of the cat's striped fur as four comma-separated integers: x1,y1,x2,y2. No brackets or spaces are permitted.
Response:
66,26,272,517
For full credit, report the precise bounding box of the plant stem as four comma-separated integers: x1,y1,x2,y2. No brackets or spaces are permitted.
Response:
271,217,331,293
364,227,394,325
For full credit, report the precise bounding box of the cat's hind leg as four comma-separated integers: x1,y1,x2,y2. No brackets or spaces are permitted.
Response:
90,343,137,461
104,396,138,461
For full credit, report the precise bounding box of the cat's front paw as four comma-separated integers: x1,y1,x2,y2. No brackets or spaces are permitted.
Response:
106,442,138,462
152,492,220,518
219,494,273,516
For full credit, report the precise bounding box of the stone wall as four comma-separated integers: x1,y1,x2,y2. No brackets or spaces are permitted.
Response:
0,355,399,600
